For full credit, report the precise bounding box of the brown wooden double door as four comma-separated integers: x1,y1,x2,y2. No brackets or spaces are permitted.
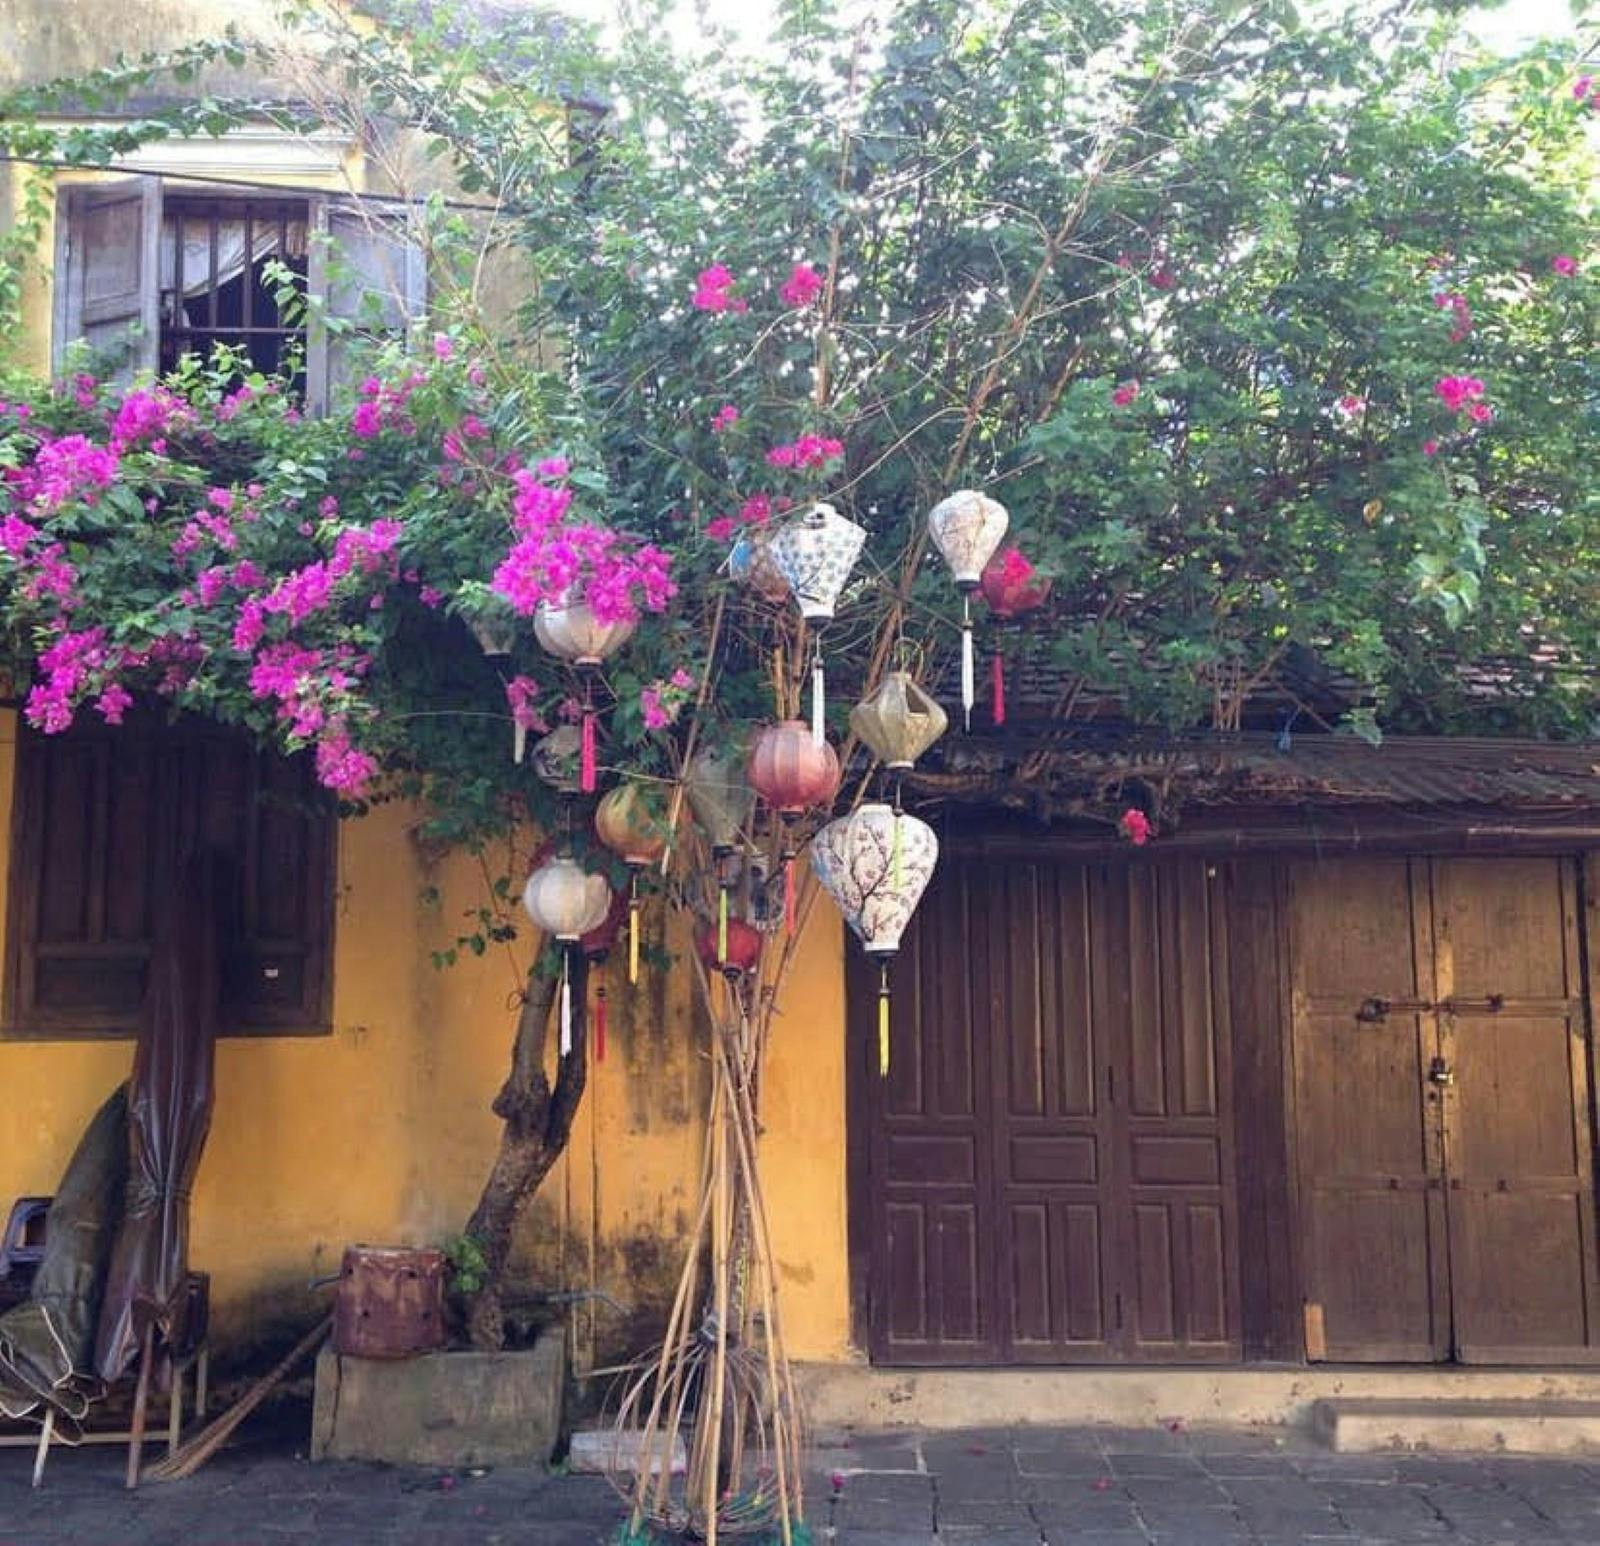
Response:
1292,856,1600,1363
862,858,1239,1365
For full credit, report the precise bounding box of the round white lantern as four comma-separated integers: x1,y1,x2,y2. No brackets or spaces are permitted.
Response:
522,856,612,941
809,803,939,960
927,490,1010,591
533,592,637,668
768,502,867,623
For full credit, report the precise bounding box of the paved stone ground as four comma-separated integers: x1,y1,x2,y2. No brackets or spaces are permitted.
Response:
7,1419,1600,1544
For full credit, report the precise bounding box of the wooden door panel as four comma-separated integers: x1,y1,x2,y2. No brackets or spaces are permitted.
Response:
1104,863,1239,1362
1433,857,1599,1361
1307,1188,1445,1360
871,863,1002,1364
1291,860,1450,1361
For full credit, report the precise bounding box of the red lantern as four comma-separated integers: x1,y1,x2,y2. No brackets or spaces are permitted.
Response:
696,917,763,979
979,550,1052,729
746,720,841,817
980,547,1052,618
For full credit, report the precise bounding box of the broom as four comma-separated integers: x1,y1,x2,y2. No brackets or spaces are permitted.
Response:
145,1315,332,1482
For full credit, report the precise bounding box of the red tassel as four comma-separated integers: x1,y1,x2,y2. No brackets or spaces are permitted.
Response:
594,986,607,1063
784,857,796,935
992,651,1006,727
580,709,597,793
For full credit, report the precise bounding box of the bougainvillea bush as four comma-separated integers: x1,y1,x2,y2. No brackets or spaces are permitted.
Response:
1,0,1595,818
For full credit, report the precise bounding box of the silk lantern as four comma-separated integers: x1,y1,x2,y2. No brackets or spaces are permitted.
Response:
531,724,583,795
523,855,613,1058
979,548,1052,727
927,490,1010,729
849,672,949,773
747,720,842,934
728,529,791,603
686,743,756,964
534,590,637,792
695,916,763,981
769,502,867,745
810,803,940,1077
596,782,668,985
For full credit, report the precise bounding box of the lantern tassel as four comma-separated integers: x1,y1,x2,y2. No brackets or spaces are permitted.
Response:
717,885,729,965
992,650,1006,727
960,597,975,732
784,856,796,935
580,709,597,794
559,949,573,1058
628,901,640,985
514,719,528,764
595,985,608,1063
811,649,825,747
878,966,891,1079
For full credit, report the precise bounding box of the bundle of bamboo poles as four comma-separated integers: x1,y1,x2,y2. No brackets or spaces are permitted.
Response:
611,980,805,1544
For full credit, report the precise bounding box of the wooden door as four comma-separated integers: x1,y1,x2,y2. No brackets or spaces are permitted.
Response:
1433,858,1600,1362
1291,855,1600,1364
864,856,1238,1366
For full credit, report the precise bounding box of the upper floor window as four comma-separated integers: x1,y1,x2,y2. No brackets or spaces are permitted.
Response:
159,195,310,385
51,175,425,410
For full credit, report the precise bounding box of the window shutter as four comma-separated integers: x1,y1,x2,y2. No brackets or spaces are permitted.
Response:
4,722,334,1039
51,176,162,383
4,728,166,1033
223,744,336,1031
305,198,428,414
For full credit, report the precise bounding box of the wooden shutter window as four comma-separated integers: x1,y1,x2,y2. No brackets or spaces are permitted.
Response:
4,721,334,1040
304,199,429,415
51,176,162,383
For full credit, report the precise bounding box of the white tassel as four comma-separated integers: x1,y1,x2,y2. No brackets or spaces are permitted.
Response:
559,951,573,1058
960,624,975,732
513,720,527,765
811,654,826,746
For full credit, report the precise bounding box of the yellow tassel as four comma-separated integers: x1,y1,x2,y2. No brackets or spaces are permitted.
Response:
717,886,729,964
878,988,890,1078
628,904,640,985
891,811,904,892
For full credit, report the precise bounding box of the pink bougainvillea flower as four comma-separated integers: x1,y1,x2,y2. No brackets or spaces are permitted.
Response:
95,682,133,725
536,456,570,479
1435,375,1487,414
706,516,737,542
692,264,739,312
505,676,548,734
419,585,444,608
1422,439,1440,457
738,494,772,527
1336,394,1366,416
1111,380,1140,407
1551,255,1578,277
1150,267,1176,291
1574,76,1594,101
711,403,740,433
433,333,454,360
779,262,824,308
765,435,844,472
1468,401,1494,424
1119,808,1152,846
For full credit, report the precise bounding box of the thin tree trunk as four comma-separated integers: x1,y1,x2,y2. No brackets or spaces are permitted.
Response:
462,952,589,1351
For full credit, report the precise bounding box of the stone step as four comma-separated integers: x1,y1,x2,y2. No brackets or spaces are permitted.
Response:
1313,1397,1600,1455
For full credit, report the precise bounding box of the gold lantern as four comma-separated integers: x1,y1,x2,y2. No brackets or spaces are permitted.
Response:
849,673,949,772
596,782,669,984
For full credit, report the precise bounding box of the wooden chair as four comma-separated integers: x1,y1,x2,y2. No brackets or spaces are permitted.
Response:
0,1271,210,1488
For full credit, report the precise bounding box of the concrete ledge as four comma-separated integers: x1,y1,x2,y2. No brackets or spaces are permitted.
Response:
1314,1397,1600,1455
795,1363,1600,1432
311,1338,565,1467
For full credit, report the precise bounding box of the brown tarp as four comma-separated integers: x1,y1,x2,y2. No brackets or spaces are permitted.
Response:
0,1084,128,1430
93,852,221,1384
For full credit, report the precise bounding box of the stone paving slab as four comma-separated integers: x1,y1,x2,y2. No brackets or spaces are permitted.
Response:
11,1419,1600,1543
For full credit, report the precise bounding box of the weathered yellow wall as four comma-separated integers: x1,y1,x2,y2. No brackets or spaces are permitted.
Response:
0,710,854,1366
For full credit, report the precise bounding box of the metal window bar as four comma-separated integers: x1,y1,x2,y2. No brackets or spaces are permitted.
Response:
159,197,309,380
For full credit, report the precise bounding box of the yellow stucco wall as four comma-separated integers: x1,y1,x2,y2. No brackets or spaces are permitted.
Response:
0,709,854,1366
